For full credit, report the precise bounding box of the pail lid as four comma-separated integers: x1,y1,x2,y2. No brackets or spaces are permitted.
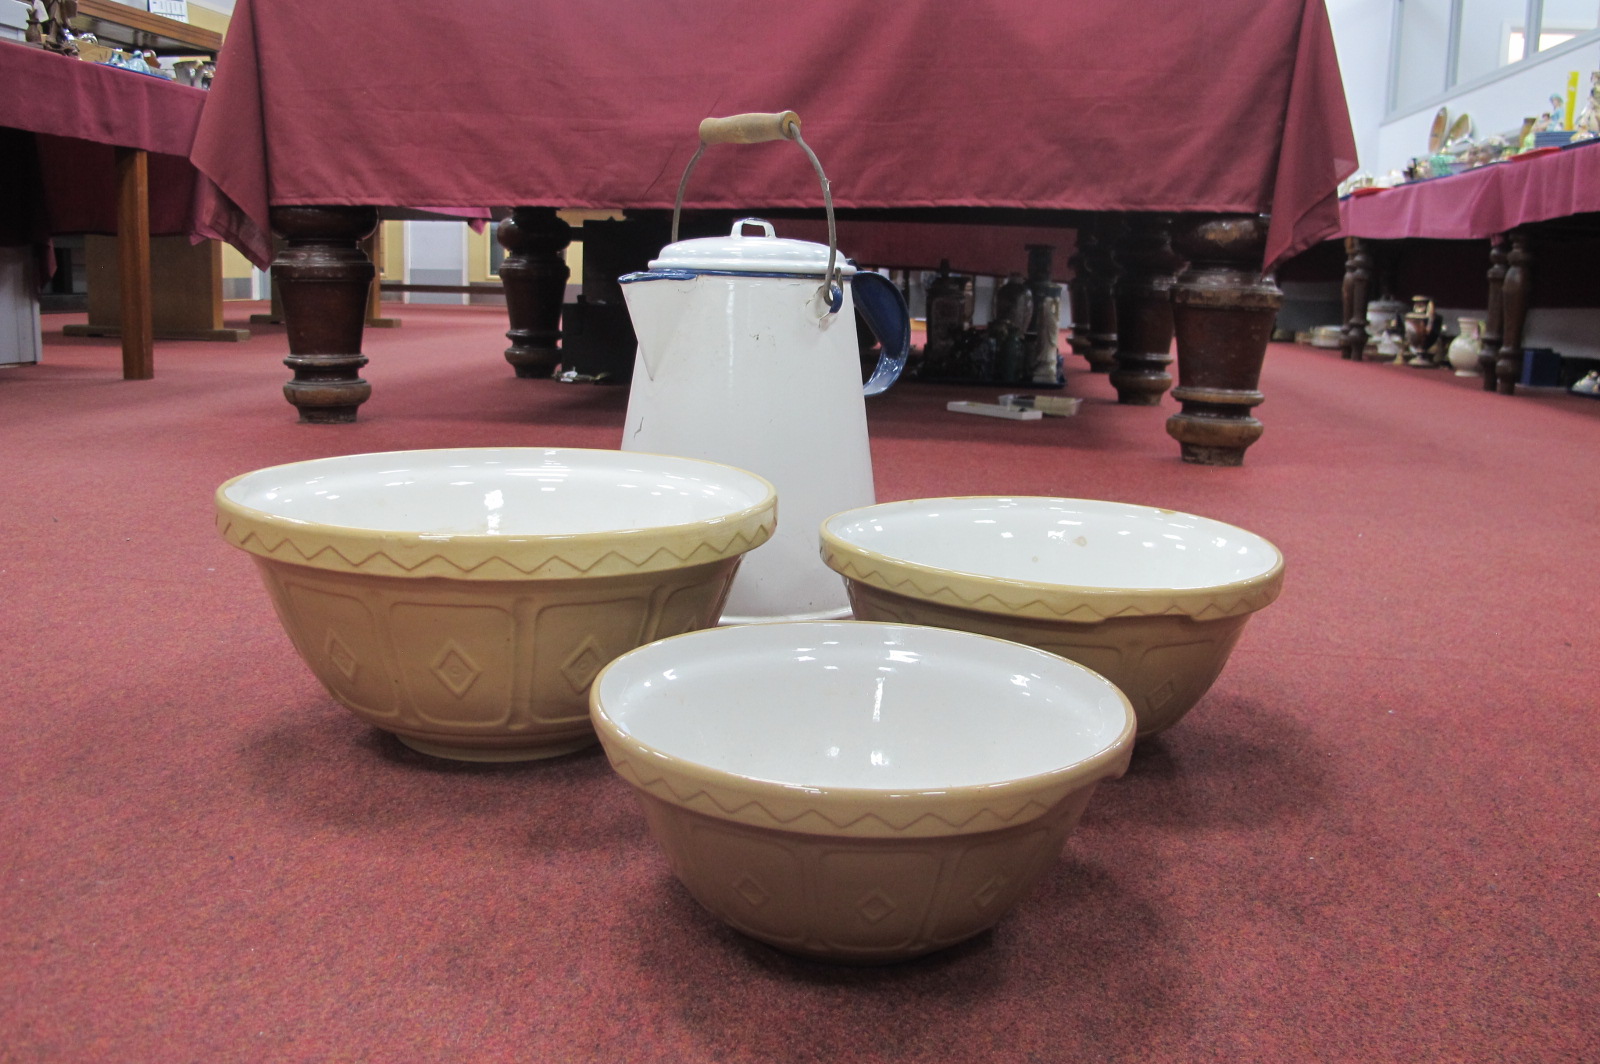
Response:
647,218,855,277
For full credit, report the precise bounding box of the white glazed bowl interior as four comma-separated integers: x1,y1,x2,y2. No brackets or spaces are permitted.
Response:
823,497,1280,591
594,621,1131,790
221,447,775,535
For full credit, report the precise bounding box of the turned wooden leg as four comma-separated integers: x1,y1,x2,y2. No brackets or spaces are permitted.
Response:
1342,236,1371,361
1496,230,1531,395
1066,244,1091,359
1081,222,1119,372
1166,214,1282,466
1479,241,1506,392
1109,214,1180,405
498,207,572,379
271,205,378,424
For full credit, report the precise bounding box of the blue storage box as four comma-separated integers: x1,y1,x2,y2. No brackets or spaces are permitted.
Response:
1521,348,1562,387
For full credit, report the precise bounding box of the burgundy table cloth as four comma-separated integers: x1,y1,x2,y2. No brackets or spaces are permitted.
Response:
0,41,207,240
1338,141,1600,241
192,0,1356,272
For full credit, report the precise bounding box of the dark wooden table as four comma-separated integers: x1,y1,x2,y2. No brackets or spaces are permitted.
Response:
190,0,1356,465
1338,141,1600,395
0,40,210,379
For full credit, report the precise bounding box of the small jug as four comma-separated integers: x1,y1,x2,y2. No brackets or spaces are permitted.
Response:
619,112,909,624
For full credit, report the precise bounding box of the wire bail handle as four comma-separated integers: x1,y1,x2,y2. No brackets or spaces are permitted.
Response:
671,110,842,312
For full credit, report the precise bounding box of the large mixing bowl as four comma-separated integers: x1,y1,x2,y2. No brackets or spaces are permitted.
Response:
591,621,1135,963
821,497,1284,736
216,447,776,761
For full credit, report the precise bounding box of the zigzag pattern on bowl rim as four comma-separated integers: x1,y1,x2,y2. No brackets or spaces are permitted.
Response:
820,546,1283,623
599,745,1122,839
215,511,775,580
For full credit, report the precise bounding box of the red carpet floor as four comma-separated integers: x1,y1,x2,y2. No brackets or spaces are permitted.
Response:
2,303,1596,1062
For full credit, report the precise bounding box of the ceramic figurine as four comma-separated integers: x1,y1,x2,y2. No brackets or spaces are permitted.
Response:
1447,318,1484,376
1403,296,1442,367
1574,72,1600,139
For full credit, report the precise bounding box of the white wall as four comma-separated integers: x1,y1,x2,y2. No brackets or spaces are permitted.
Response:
1376,38,1600,172
1327,0,1397,172
1328,0,1600,175
404,221,468,306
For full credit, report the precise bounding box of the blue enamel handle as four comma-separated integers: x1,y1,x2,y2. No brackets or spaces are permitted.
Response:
853,272,910,397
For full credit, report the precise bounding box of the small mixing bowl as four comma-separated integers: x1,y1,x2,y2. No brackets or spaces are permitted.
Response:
590,621,1135,963
821,497,1284,736
216,447,775,761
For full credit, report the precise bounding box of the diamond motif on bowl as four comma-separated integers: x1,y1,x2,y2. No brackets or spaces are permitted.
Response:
1148,680,1176,710
560,637,606,693
325,632,359,681
973,875,1008,910
430,641,481,698
733,875,769,909
857,890,897,924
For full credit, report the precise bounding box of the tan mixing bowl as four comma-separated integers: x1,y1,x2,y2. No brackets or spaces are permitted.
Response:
821,497,1284,736
591,621,1136,963
216,447,775,761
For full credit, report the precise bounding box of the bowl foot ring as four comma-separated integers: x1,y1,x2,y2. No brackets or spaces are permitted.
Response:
394,733,598,763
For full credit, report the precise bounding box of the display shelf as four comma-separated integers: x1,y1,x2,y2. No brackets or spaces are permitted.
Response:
69,0,221,57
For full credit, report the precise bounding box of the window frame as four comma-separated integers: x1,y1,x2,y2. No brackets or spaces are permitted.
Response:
1387,0,1600,119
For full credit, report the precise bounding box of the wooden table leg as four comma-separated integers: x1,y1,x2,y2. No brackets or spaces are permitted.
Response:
114,146,152,380
498,207,572,379
1479,241,1506,392
1109,214,1178,405
1494,231,1530,395
1166,214,1281,466
362,228,402,328
270,205,378,423
1080,221,1118,372
1341,236,1371,361
1065,244,1091,360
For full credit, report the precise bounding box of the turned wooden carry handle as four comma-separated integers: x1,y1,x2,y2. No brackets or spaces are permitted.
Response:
698,111,801,145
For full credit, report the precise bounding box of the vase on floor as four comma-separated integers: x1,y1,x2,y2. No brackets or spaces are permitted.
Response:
1447,317,1484,376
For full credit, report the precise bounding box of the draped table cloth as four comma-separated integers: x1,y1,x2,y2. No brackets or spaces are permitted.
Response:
1,41,209,377
0,42,205,246
187,0,1357,462
1339,140,1600,240
193,0,1356,272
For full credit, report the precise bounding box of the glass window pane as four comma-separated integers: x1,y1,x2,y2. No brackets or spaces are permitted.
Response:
1538,0,1600,49
1458,0,1530,84
1396,0,1453,109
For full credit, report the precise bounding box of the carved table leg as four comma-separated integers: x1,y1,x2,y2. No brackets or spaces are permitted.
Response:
1109,214,1179,405
1341,236,1371,361
1480,241,1506,392
1166,215,1282,466
270,205,378,423
499,207,573,379
1495,231,1530,395
1079,221,1118,372
1065,244,1091,359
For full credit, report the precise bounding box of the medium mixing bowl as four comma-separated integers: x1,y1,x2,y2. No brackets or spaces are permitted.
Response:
590,621,1135,963
216,447,775,761
821,497,1284,736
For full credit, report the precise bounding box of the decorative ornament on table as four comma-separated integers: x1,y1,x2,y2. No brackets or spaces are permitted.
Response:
24,0,80,53
1573,71,1600,141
